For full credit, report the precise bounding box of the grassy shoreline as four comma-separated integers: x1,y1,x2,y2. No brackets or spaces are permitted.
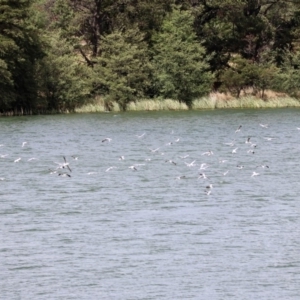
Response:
75,94,300,113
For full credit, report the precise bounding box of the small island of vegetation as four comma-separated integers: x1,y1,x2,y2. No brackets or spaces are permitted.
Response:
2,0,300,115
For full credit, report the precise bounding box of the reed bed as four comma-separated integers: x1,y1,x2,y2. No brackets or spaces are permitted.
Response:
127,99,189,111
75,93,300,113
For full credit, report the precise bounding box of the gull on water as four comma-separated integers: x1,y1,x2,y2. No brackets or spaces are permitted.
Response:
237,165,244,169
119,156,125,160
0,154,8,158
175,138,180,142
245,137,251,144
264,137,275,141
176,175,186,180
72,156,78,160
14,158,21,163
206,184,213,189
247,149,255,154
223,170,229,176
22,141,27,147
251,171,259,177
260,124,268,128
205,190,211,195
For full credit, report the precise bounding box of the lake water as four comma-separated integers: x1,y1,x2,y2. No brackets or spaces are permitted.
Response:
1,109,300,299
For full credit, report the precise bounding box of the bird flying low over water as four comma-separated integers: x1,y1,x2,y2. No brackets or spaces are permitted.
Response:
185,160,196,167
28,157,37,161
251,172,259,177
232,148,238,154
54,156,72,172
260,124,268,128
235,125,242,133
165,160,177,165
136,133,145,138
128,165,137,171
202,150,213,156
102,138,112,143
224,141,235,146
106,166,117,172
58,172,71,177
199,163,209,170
264,137,275,141
198,173,207,179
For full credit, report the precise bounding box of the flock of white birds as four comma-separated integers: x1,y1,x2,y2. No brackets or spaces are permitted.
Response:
1,121,288,196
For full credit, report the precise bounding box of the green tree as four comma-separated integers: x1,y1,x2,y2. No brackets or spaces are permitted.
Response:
94,28,152,111
0,0,44,113
64,0,173,65
273,51,300,97
152,6,213,107
36,31,94,112
193,0,300,71
221,55,278,98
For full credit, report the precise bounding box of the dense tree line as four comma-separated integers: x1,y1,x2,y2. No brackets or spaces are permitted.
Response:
1,0,300,114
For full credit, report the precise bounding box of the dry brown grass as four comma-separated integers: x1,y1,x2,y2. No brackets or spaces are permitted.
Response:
75,91,300,113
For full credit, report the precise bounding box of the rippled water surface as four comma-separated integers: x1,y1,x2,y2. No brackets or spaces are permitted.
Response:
1,109,300,299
